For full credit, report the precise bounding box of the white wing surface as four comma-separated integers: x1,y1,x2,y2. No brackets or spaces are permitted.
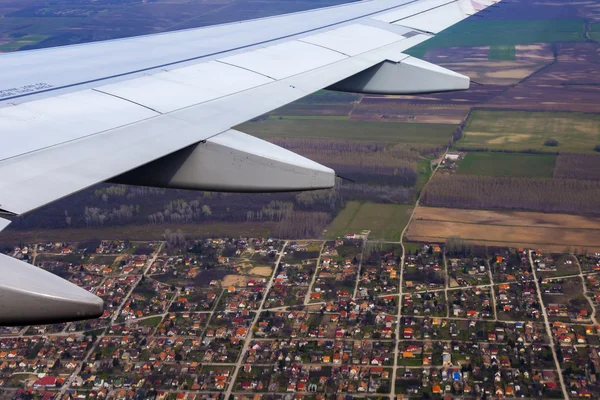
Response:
0,0,499,325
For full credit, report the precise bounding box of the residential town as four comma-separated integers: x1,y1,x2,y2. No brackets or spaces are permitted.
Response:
1,237,600,399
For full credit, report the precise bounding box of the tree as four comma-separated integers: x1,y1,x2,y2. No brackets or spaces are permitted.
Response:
595,144,600,152
544,138,559,147
202,205,212,216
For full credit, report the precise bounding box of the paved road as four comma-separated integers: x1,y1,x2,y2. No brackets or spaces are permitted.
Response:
57,242,165,397
529,250,569,400
224,241,288,399
352,239,367,299
574,256,598,325
389,149,448,399
486,259,498,321
304,241,325,305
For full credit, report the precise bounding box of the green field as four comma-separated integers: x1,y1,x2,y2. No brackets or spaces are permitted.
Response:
488,45,516,61
416,158,434,193
325,201,413,241
406,19,585,57
239,119,455,145
457,152,556,177
456,110,600,152
0,34,49,52
139,316,163,327
589,23,600,42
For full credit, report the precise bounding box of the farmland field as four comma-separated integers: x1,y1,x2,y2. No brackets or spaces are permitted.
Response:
0,34,49,52
488,45,516,61
456,110,600,152
239,119,455,145
457,152,556,177
407,19,585,57
407,207,600,252
269,102,354,117
325,201,413,241
589,23,600,42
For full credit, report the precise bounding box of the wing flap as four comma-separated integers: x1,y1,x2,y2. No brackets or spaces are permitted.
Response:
299,23,405,56
0,90,158,161
394,1,468,33
97,61,274,114
372,0,455,23
218,40,348,80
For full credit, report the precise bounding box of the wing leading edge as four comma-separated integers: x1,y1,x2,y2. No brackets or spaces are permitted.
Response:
0,0,500,325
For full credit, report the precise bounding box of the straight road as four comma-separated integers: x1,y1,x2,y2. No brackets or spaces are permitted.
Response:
529,250,569,400
224,241,288,399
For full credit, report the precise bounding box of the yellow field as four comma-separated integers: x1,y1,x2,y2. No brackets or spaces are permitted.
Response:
249,266,273,277
222,275,250,287
407,207,600,252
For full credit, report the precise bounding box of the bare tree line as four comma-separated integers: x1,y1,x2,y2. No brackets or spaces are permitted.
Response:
273,211,332,238
147,199,211,224
94,185,166,202
83,204,140,227
339,183,415,204
421,175,600,215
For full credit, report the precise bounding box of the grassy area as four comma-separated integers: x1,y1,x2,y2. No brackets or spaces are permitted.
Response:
488,45,516,61
406,19,585,57
416,158,434,193
589,23,600,42
0,16,85,34
325,201,413,241
239,119,455,145
456,110,600,152
457,152,556,177
403,241,421,254
0,34,49,52
139,316,163,327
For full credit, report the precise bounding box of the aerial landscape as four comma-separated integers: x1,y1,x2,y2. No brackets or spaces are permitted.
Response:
2,0,600,398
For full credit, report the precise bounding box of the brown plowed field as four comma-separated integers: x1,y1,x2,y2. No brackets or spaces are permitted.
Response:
406,207,600,252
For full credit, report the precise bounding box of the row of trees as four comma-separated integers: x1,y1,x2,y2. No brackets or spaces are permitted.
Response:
94,185,166,202
421,174,600,215
339,183,416,204
554,153,600,181
272,138,441,187
147,199,212,225
83,205,141,227
273,211,331,238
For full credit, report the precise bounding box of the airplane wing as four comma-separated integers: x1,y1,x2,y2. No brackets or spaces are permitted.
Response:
0,0,499,325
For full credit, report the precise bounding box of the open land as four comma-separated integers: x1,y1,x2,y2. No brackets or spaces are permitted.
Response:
406,207,600,252
456,152,556,177
457,110,600,152
239,119,455,144
325,201,413,241
407,19,586,58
